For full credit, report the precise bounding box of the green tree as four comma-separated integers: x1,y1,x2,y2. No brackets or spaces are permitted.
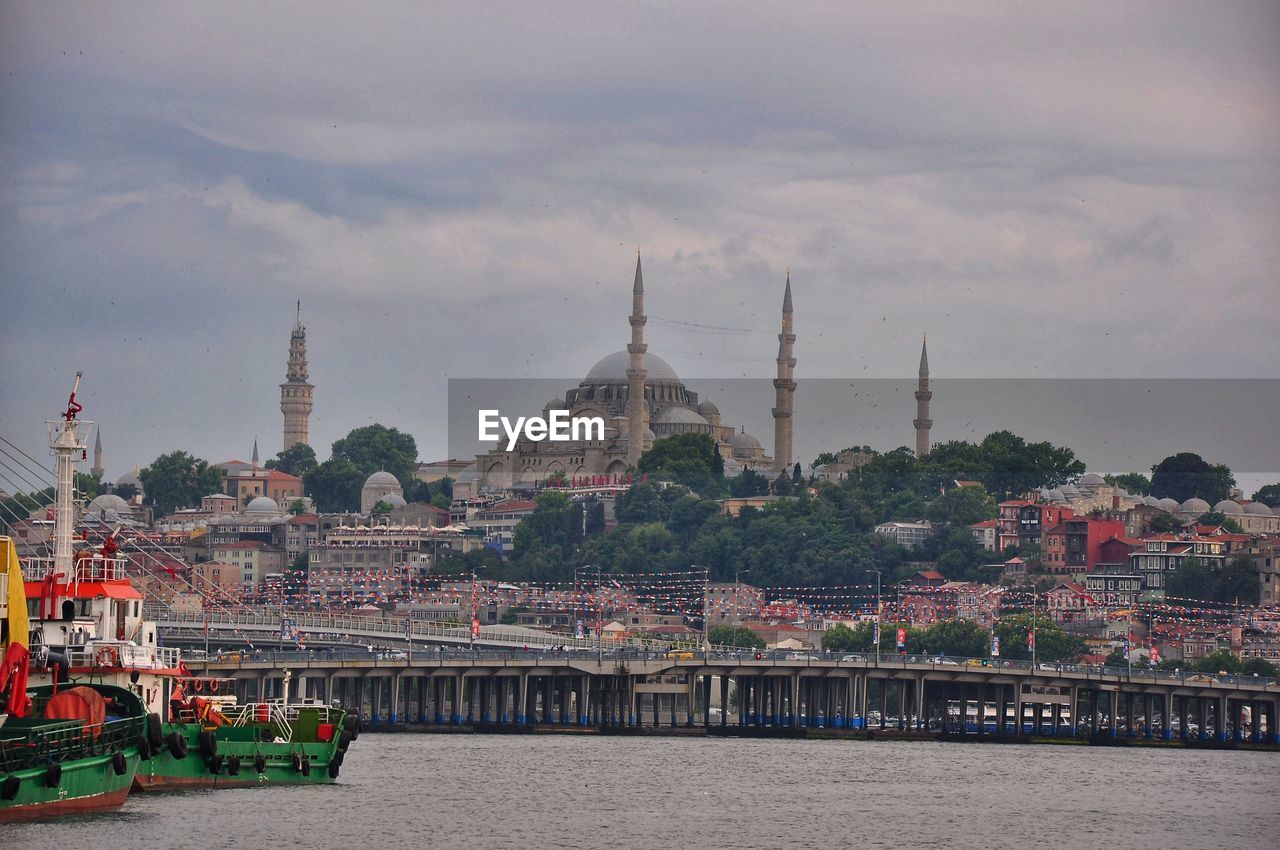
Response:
1192,650,1242,675
330,424,418,486
138,451,224,516
708,624,765,649
287,498,307,514
266,443,318,477
371,500,393,515
636,432,725,493
1165,556,1214,601
303,458,365,512
510,490,581,581
1105,473,1151,495
729,469,770,498
919,619,990,657
926,485,997,527
1214,558,1259,605
1149,452,1235,504
993,614,1085,663
1252,483,1280,509
1103,649,1128,667
1149,513,1183,533
615,481,667,524
1241,657,1277,677
821,622,868,652
75,472,104,501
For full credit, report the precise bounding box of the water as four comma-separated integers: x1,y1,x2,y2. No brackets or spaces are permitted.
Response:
4,734,1275,849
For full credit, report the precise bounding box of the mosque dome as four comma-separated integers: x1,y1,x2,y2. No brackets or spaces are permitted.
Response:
1143,495,1161,507
1212,500,1243,515
697,400,720,416
1244,502,1274,516
653,406,708,426
1080,473,1106,486
1181,497,1211,514
379,493,408,507
89,494,130,516
364,470,400,487
729,430,762,451
1059,484,1080,497
583,351,682,385
544,397,566,411
115,468,142,489
1046,489,1065,502
245,496,280,514
1156,498,1180,512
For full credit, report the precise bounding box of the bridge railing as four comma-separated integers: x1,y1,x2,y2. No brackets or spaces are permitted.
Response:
148,606,675,652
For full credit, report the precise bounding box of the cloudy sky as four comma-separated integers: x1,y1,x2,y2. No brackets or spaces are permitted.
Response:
1,2,1277,492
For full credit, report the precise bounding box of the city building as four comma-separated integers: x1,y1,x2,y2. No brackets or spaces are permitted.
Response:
280,301,314,451
873,520,934,549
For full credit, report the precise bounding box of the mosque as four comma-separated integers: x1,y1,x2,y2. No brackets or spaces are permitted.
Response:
473,256,796,492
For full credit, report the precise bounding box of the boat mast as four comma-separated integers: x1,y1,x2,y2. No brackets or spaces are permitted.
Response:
50,372,91,587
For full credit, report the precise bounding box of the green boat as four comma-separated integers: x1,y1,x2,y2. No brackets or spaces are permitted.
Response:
132,677,358,791
0,682,145,822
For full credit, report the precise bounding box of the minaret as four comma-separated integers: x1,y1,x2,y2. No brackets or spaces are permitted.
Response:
91,427,104,479
625,254,648,467
772,273,796,475
914,335,932,458
280,301,314,450
252,436,260,467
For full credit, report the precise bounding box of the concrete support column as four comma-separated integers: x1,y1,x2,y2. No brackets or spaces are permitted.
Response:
777,677,787,727
517,673,528,725
720,676,729,728
1217,695,1229,743
450,674,462,725
388,674,400,724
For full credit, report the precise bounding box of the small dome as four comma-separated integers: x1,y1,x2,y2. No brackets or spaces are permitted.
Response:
583,350,682,385
1046,489,1065,502
653,406,708,426
1143,495,1161,507
1157,498,1180,512
544,397,566,411
365,470,399,487
1244,502,1274,516
379,493,408,507
1181,497,1211,514
1116,488,1129,498
1080,473,1105,486
697,400,720,416
245,496,280,513
1060,484,1079,496
729,430,762,451
1212,499,1243,515
89,494,130,515
115,468,142,488
643,427,656,441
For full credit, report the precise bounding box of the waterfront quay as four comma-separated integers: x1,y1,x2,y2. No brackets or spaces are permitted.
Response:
194,649,1280,747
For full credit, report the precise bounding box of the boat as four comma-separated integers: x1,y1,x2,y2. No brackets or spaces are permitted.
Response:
2,537,146,821
21,374,357,792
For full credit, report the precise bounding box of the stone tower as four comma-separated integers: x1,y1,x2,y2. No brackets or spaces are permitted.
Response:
91,427,104,479
913,335,932,458
280,301,314,451
625,254,649,467
772,274,796,475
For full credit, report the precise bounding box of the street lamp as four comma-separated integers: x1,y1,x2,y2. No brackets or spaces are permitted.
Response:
867,570,882,665
469,565,486,650
733,569,750,650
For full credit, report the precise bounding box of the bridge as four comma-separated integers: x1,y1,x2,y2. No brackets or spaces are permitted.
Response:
150,607,666,652
189,649,1280,747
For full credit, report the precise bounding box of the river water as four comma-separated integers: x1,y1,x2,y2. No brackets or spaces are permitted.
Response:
3,734,1274,849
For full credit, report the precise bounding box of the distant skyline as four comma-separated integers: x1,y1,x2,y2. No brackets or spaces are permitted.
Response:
1,3,1277,492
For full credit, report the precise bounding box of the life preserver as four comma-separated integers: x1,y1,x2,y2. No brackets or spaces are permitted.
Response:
95,646,118,668
193,679,204,693
209,679,220,694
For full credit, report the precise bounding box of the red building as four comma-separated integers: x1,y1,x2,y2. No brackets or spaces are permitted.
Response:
1043,516,1126,574
997,500,1075,553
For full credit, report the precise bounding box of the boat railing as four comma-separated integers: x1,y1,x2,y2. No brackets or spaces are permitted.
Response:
25,553,129,582
61,642,184,670
0,714,142,773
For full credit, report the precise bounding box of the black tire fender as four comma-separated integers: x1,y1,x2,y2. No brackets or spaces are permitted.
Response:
166,730,189,760
111,751,128,776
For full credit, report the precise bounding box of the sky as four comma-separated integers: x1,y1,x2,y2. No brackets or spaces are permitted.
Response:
1,2,1277,495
